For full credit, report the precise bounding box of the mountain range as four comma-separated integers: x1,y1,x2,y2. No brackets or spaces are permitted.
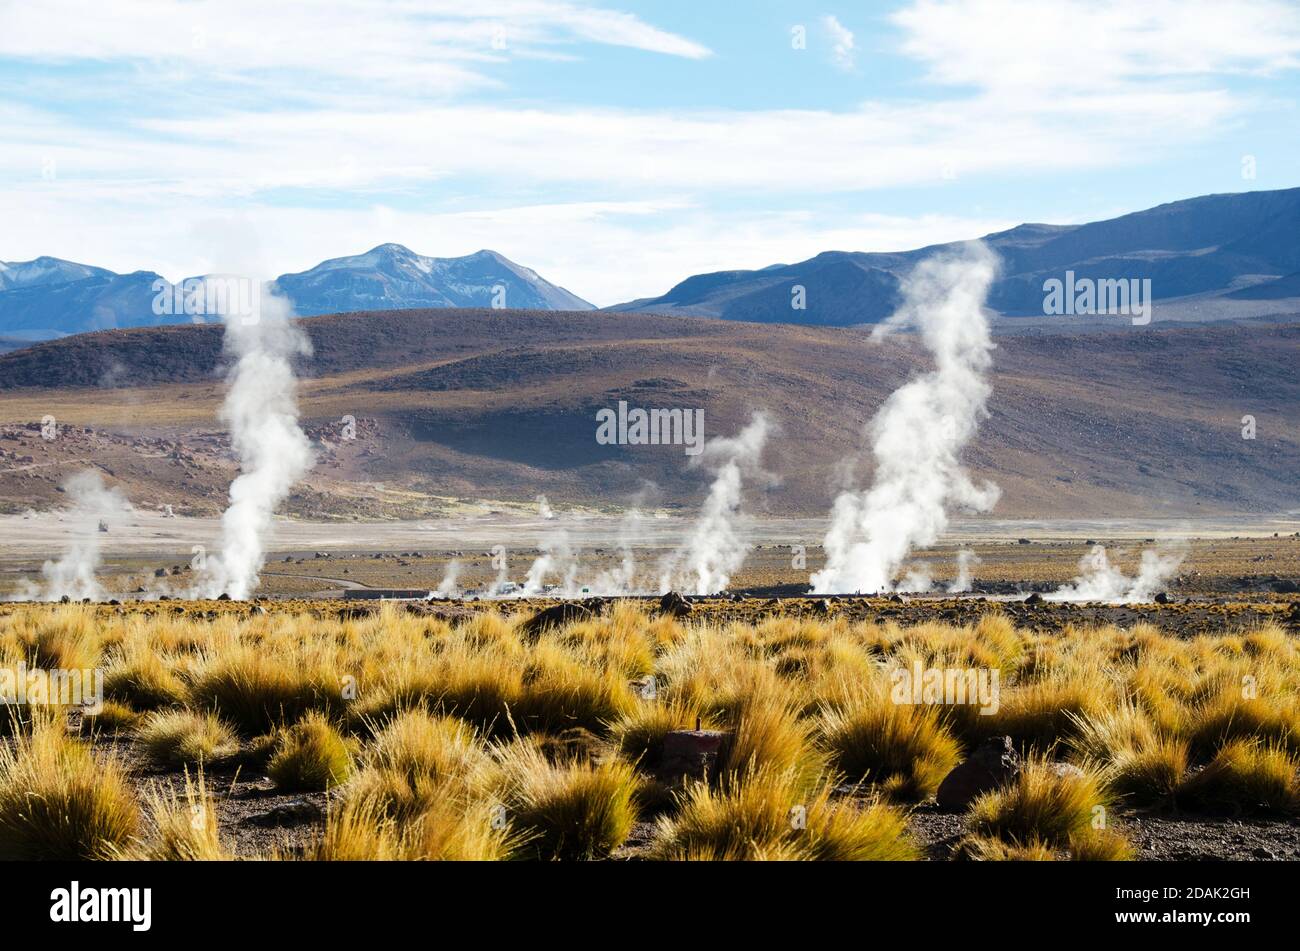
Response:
0,246,594,339
608,187,1300,325
3,186,1299,340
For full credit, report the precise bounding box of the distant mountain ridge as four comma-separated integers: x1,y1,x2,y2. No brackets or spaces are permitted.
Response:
5,186,1300,339
607,187,1300,325
0,245,594,338
273,244,594,316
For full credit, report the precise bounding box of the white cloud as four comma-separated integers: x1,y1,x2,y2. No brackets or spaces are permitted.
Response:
893,0,1300,94
0,0,711,100
3,0,1299,308
822,15,857,71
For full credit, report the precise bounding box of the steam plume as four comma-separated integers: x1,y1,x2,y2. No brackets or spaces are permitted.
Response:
1046,542,1186,603
435,558,461,598
17,470,131,602
589,506,645,595
196,285,313,599
811,243,1000,594
947,548,981,593
659,413,771,595
522,530,579,596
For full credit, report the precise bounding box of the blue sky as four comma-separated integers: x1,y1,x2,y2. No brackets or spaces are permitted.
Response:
2,0,1298,304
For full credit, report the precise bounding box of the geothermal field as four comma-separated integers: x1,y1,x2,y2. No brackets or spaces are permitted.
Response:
6,5,1300,934
1,242,1297,876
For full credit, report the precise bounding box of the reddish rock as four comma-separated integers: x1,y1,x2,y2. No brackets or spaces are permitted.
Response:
936,735,1022,812
659,729,727,782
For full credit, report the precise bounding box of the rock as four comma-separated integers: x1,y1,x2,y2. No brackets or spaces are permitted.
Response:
936,736,1022,811
659,729,728,782
657,591,693,619
1024,592,1044,604
247,799,323,827
1154,592,1171,604
1045,761,1086,781
154,567,170,578
519,601,594,638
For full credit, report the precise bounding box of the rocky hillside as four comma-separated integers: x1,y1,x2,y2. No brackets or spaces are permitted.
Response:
0,309,1294,519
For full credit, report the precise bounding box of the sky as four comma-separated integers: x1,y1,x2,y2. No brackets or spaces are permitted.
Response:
1,0,1299,306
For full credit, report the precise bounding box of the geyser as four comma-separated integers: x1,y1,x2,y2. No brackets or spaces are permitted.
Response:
659,412,772,595
811,242,1001,594
195,283,313,600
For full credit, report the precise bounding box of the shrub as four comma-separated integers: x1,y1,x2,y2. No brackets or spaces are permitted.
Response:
312,795,512,861
139,770,229,860
496,741,638,860
0,723,139,859
18,607,101,671
818,690,962,802
80,700,140,735
1069,705,1187,806
720,698,822,789
103,652,186,711
267,713,353,792
1185,694,1300,759
514,643,637,735
975,672,1113,750
967,760,1129,860
1178,739,1298,814
346,711,495,823
650,766,916,861
136,710,239,769
189,649,344,735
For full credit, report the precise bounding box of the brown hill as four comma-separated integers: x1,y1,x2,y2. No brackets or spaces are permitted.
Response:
0,309,1295,519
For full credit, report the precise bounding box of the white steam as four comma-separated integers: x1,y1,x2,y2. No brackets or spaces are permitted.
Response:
811,243,1001,594
1046,542,1186,604
947,548,981,593
896,564,933,593
537,495,555,519
522,530,580,597
16,470,131,602
588,507,645,595
435,558,461,598
195,285,313,599
659,412,772,595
